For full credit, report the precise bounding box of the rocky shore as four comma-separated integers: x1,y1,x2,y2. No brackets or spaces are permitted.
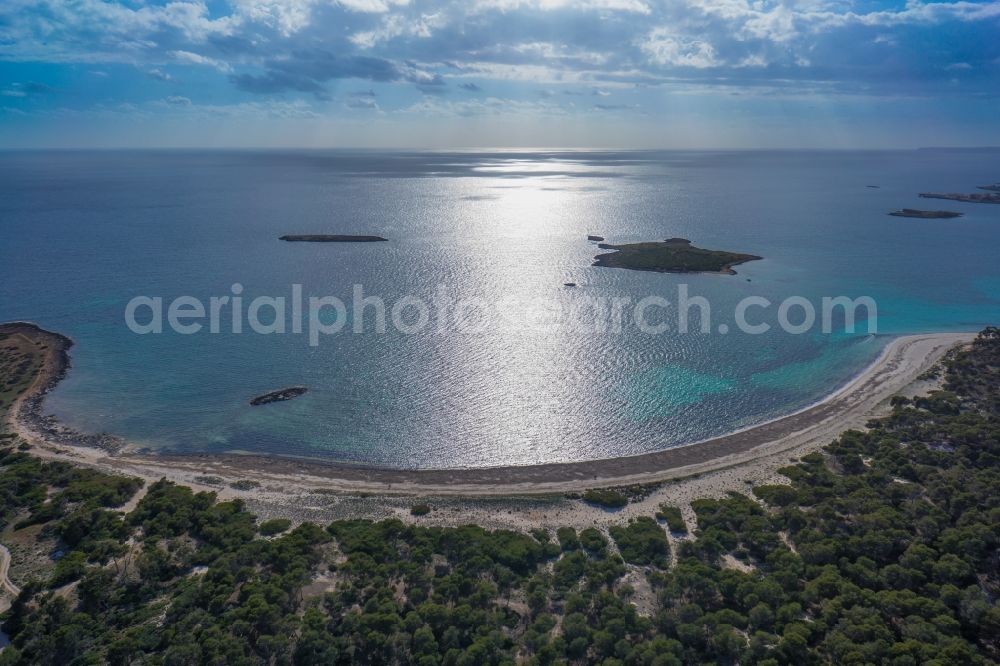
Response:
0,322,126,455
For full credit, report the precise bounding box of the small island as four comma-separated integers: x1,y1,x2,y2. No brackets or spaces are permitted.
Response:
279,235,388,242
249,386,308,406
593,238,761,275
918,192,1000,204
889,209,963,219
977,183,1000,192
587,235,605,242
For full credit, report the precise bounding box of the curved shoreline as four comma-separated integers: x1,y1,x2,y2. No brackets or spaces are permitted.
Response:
2,321,975,496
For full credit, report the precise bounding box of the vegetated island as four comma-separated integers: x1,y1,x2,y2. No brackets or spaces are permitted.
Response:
249,386,308,406
918,192,1000,204
279,234,388,242
593,237,761,275
889,208,963,219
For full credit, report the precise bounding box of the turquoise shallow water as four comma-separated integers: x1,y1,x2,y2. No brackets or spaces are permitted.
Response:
1,149,998,468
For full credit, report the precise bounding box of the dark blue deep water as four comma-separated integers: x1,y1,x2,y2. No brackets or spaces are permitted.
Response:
1,149,998,468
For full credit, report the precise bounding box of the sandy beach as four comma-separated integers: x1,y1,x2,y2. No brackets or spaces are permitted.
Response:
2,322,974,530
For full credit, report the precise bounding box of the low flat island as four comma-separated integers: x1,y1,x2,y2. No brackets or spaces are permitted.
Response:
918,192,1000,204
593,238,761,275
279,235,388,242
889,209,963,219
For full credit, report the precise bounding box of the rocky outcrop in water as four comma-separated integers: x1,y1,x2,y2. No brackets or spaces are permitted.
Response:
250,387,308,406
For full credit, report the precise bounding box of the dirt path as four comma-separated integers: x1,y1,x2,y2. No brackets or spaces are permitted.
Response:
0,544,21,612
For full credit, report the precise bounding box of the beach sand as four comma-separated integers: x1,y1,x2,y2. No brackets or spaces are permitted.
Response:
2,322,974,531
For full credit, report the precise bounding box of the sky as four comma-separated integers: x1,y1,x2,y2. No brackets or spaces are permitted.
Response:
0,0,998,149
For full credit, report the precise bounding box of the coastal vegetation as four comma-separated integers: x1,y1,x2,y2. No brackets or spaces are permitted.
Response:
654,504,687,533
580,488,629,509
593,238,761,275
0,327,999,663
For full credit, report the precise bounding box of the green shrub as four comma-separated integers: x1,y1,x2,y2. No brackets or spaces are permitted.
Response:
259,518,292,535
655,504,687,533
582,488,628,508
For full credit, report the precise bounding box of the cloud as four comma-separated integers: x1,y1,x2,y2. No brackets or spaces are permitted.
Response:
2,0,1000,115
1,81,55,97
171,50,232,72
338,0,413,13
146,69,174,82
164,95,192,106
231,52,419,96
346,96,379,109
403,95,568,117
593,102,638,111
639,30,718,69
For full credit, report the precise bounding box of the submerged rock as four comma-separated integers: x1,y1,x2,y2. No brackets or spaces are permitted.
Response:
250,387,308,406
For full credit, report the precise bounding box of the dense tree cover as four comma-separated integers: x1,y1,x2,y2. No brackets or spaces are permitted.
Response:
1,328,998,664
609,518,671,568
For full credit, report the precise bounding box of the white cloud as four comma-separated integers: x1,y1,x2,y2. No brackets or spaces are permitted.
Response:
639,29,718,68
230,0,315,35
403,95,568,117
473,0,650,14
338,0,412,12
170,50,233,72
350,12,444,47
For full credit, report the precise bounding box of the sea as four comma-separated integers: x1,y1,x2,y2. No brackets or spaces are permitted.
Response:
1,149,998,469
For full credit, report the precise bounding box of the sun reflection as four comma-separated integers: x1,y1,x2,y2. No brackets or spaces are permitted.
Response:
426,157,616,467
